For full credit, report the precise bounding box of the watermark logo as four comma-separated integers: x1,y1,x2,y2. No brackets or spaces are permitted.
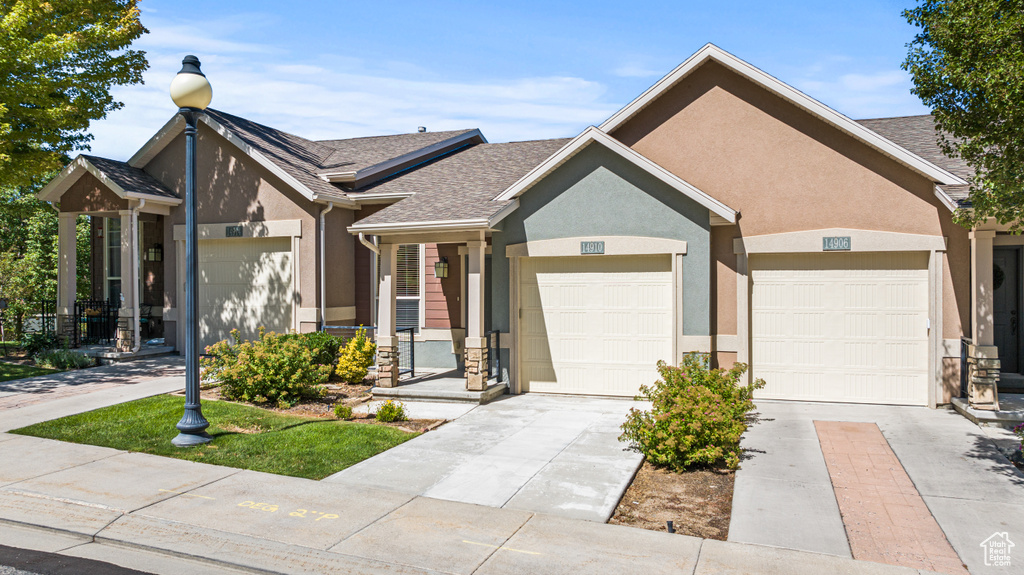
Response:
981,532,1014,567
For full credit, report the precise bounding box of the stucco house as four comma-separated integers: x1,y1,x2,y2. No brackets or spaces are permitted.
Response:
38,44,1015,408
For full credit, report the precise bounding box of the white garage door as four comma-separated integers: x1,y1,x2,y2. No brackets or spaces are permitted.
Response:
751,252,929,405
198,237,294,349
520,255,673,396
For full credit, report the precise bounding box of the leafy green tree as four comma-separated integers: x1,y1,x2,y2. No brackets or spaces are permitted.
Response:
0,0,148,189
903,0,1024,229
1,182,90,340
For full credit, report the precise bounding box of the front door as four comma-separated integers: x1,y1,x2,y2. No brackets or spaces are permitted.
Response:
993,247,1020,374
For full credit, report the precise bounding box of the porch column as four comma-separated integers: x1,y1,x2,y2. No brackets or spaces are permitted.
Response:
971,229,996,345
969,229,1001,409
465,240,488,391
56,212,77,341
116,210,136,352
376,243,400,388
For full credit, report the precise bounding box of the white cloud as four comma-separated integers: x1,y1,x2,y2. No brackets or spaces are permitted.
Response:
85,17,619,161
790,68,929,119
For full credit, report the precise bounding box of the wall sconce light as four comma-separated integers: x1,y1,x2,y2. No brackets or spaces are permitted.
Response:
434,256,449,279
146,243,163,262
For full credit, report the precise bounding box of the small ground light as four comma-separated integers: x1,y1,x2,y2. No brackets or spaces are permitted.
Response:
666,521,675,533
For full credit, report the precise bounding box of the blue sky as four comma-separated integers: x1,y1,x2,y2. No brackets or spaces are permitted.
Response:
88,0,930,161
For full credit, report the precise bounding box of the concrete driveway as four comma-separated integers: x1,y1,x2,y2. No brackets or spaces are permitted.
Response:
730,400,1024,575
325,394,645,522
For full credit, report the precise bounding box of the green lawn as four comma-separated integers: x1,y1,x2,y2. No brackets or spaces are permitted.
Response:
12,395,418,479
0,361,60,382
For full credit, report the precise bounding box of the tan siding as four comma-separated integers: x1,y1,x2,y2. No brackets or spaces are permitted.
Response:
611,60,968,341
60,173,127,213
353,204,385,326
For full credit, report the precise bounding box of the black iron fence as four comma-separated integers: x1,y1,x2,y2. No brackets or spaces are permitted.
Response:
20,299,57,336
960,337,971,398
487,329,502,382
74,299,119,346
397,327,415,377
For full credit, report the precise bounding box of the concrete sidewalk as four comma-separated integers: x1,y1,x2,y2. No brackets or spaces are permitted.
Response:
729,401,1024,575
0,357,184,433
327,394,644,522
0,432,942,575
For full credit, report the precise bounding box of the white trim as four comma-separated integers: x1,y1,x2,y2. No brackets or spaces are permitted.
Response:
36,156,182,206
599,44,967,186
350,191,415,204
419,243,426,329
349,218,492,234
933,186,959,213
318,130,486,184
128,115,184,167
324,306,357,322
505,236,687,258
715,334,739,353
734,228,947,255
492,127,737,222
173,219,302,241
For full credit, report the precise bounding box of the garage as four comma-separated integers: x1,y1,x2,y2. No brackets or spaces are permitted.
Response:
198,237,294,349
750,251,930,405
519,254,674,396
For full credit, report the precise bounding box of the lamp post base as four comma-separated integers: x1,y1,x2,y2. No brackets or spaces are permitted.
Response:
171,431,212,447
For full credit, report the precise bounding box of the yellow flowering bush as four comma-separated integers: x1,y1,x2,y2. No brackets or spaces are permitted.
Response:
335,327,376,384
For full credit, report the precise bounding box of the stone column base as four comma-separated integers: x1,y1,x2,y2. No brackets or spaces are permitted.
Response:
116,314,135,352
56,314,76,346
465,346,488,391
377,345,400,388
967,344,1000,411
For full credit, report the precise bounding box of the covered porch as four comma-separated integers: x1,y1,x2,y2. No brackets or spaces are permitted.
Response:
361,228,503,393
36,156,182,356
965,223,1024,412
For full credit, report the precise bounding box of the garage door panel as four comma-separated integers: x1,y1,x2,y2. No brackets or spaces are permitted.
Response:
751,252,929,406
197,238,293,349
520,255,673,397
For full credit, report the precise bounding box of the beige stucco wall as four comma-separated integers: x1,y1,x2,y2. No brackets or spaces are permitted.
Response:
59,173,128,213
611,60,970,342
144,125,342,338
324,205,355,313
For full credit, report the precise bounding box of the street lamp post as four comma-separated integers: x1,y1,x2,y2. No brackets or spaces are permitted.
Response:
170,55,213,447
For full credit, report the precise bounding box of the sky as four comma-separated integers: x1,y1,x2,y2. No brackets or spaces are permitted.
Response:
86,0,931,161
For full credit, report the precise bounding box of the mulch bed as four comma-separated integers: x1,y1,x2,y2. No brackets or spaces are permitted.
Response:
194,378,445,433
609,461,735,540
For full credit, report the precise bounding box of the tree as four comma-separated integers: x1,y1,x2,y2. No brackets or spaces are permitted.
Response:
0,0,148,189
0,181,90,340
903,0,1024,229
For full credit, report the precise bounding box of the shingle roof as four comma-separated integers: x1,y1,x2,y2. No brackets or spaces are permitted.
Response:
81,155,178,199
203,109,477,196
856,115,973,205
316,130,477,174
354,139,571,226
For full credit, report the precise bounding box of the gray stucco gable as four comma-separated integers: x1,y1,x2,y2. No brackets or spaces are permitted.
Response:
490,141,713,339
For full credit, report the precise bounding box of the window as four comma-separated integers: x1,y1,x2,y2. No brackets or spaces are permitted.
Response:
105,217,122,304
395,244,421,332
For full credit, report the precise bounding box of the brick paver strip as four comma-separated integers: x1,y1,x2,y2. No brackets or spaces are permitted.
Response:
814,420,968,575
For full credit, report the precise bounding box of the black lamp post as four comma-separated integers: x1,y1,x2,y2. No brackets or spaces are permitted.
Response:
170,55,213,447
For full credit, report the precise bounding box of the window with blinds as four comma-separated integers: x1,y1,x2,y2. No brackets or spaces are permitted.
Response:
395,244,421,332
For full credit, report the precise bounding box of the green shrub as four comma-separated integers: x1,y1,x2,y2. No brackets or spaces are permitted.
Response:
281,331,344,368
34,349,93,370
23,333,60,356
374,399,406,422
619,354,765,470
336,327,376,384
200,328,330,407
334,403,353,420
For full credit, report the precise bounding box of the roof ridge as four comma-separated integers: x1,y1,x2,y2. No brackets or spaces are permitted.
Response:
855,114,935,122
315,129,475,144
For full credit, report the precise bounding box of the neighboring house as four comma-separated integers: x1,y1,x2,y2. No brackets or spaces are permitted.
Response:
38,44,1016,408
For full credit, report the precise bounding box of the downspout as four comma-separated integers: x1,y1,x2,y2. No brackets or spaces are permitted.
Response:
358,233,380,325
131,199,145,353
319,202,334,330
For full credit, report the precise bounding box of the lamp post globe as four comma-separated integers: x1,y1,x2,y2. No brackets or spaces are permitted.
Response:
171,55,212,447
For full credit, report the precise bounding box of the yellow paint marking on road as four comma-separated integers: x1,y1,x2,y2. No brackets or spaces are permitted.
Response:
462,540,542,556
158,489,215,500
